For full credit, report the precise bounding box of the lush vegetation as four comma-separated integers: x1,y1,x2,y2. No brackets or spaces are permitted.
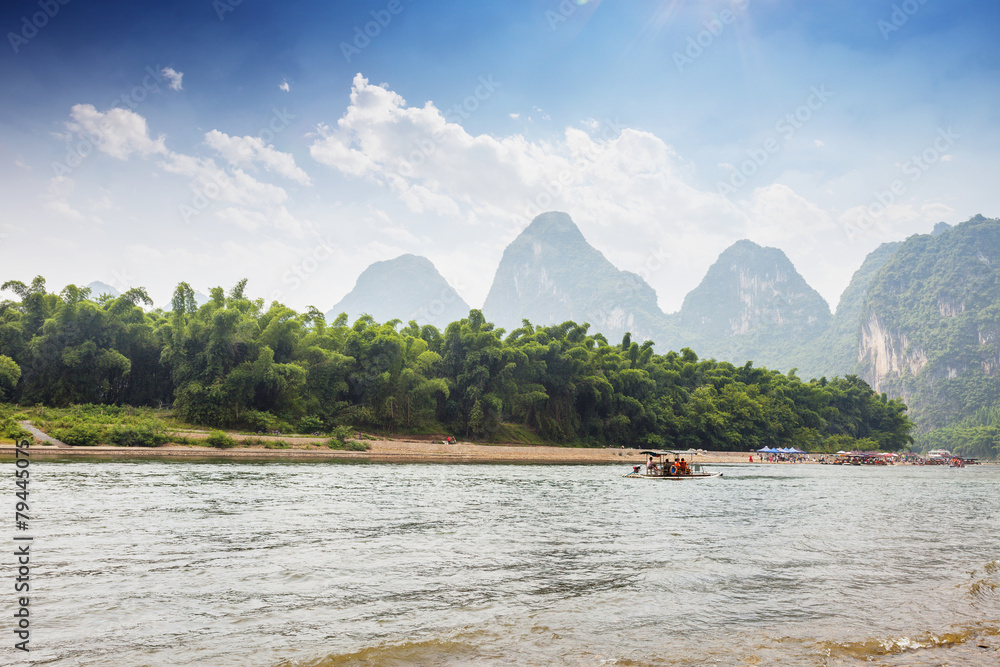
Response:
914,405,1000,460
786,240,901,382
0,403,171,447
0,276,915,451
860,216,1000,432
662,215,1000,459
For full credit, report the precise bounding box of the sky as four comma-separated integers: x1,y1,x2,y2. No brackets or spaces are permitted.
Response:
1,0,998,316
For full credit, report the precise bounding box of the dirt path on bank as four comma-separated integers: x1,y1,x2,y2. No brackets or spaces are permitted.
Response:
17,421,69,447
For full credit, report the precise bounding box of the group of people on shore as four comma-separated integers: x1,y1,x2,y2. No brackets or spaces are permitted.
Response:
751,452,810,463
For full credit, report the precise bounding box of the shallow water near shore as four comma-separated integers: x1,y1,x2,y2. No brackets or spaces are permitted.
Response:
21,461,1000,665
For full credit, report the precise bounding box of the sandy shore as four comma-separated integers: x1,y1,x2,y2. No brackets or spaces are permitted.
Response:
0,436,759,465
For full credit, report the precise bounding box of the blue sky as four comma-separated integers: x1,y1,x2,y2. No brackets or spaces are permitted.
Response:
2,0,999,316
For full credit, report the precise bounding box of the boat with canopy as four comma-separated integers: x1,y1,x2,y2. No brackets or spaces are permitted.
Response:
623,450,722,480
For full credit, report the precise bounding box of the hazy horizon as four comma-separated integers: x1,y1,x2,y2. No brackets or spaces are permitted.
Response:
3,0,998,314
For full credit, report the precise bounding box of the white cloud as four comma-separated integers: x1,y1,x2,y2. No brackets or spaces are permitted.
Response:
509,112,520,120
215,205,309,237
161,67,183,91
216,207,264,232
309,74,740,234
743,183,836,249
838,201,954,243
307,74,751,308
87,193,118,212
279,78,291,92
43,176,85,221
66,104,167,160
306,75,956,312
59,104,310,235
44,198,85,222
204,130,312,185
44,78,962,316
161,152,289,209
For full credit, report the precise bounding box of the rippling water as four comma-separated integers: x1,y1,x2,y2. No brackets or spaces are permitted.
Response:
20,460,1000,665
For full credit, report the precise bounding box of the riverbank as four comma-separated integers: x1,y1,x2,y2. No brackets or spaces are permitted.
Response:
0,437,760,464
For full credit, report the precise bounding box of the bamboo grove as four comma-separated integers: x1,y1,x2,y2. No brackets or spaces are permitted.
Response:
0,277,915,450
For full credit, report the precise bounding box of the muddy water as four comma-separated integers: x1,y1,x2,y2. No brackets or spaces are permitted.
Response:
20,460,1000,665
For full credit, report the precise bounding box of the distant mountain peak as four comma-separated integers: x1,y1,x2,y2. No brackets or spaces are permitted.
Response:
726,239,763,251
482,212,668,341
87,281,120,298
519,211,586,241
327,254,469,328
678,239,831,341
931,221,952,236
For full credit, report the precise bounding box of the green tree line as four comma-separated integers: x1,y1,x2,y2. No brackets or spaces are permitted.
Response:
0,277,915,451
914,404,1000,460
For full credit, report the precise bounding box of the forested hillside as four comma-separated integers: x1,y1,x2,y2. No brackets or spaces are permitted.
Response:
853,216,1000,458
0,276,913,452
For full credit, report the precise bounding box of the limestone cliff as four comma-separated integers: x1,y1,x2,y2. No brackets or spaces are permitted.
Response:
671,240,831,368
481,212,669,342
855,215,1000,428
787,240,901,380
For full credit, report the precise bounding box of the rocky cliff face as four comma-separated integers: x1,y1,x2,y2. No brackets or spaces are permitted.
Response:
327,254,469,328
678,240,830,338
671,240,831,367
857,312,928,391
786,240,901,380
482,212,669,342
855,215,1000,428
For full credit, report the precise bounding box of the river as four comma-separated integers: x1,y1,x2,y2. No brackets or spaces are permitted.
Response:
16,460,1000,665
